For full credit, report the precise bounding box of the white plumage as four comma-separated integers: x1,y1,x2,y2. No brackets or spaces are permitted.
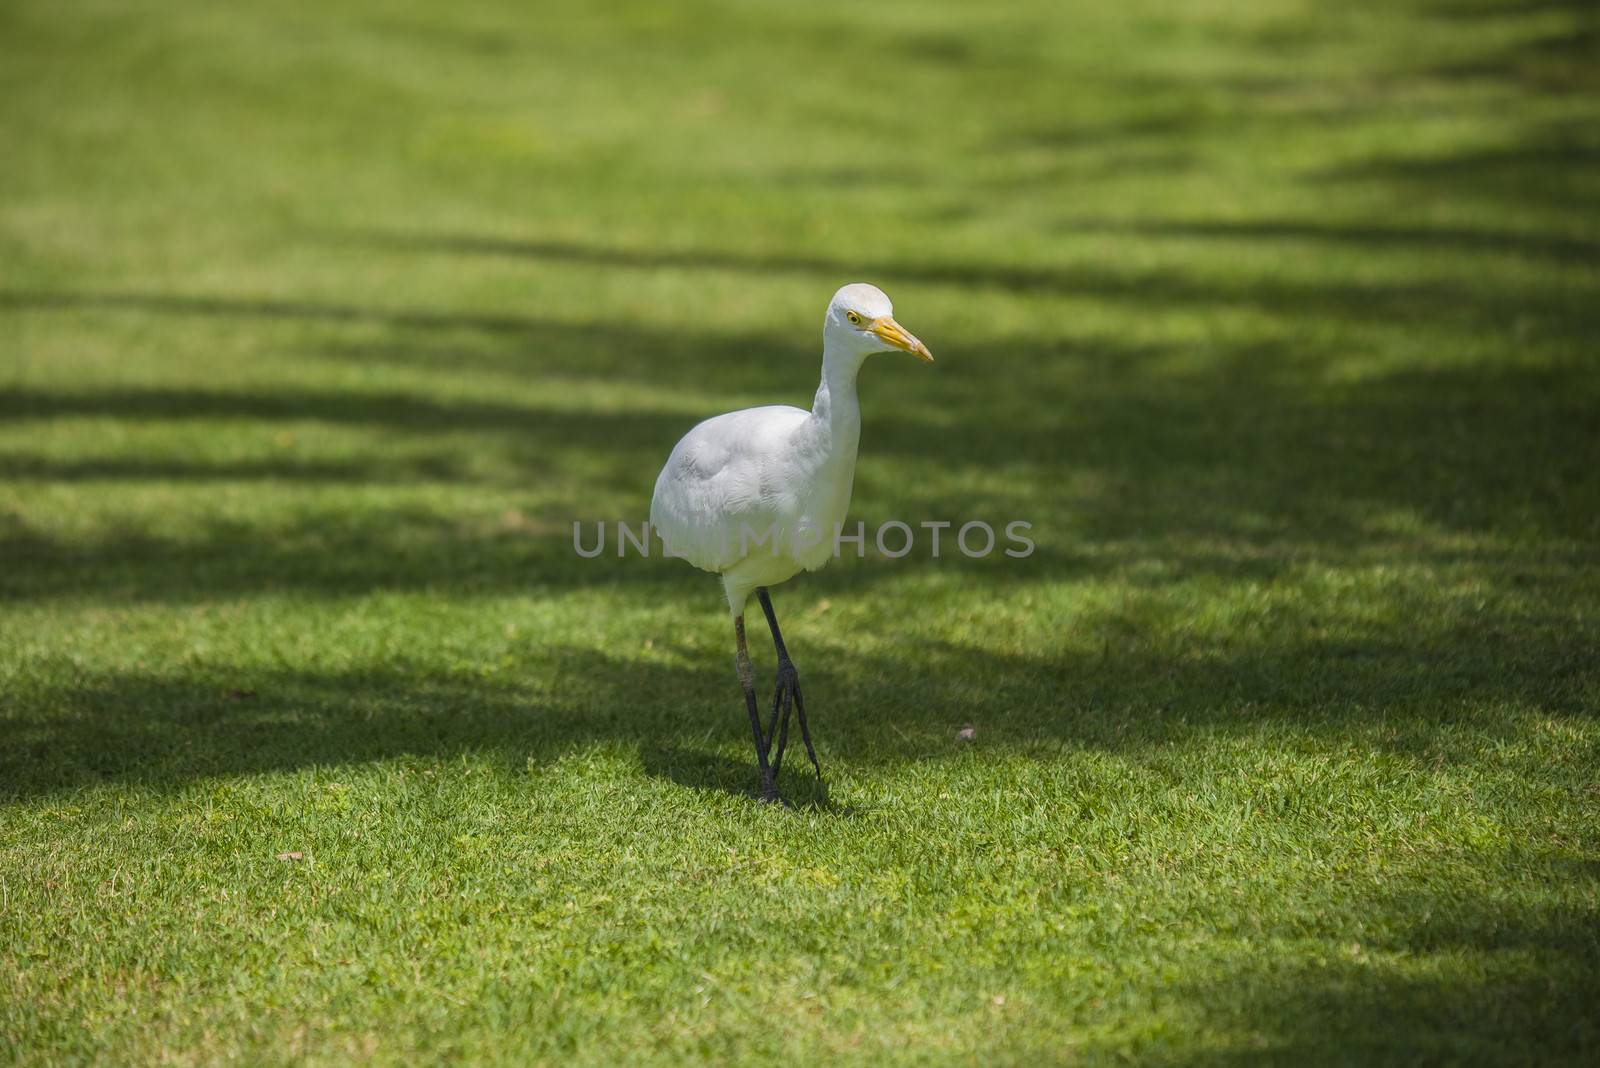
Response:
651,283,931,617
650,283,932,802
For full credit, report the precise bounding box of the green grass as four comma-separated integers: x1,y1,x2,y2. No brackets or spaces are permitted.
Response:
3,0,1598,1062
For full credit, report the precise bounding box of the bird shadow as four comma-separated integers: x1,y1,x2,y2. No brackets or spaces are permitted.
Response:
640,743,841,811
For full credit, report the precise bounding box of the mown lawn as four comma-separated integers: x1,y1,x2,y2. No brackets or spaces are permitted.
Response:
2,0,1598,1063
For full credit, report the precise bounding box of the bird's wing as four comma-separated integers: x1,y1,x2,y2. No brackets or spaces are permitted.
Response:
650,405,814,573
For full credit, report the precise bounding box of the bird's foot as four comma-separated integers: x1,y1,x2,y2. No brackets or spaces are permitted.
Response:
765,658,823,790
758,776,788,806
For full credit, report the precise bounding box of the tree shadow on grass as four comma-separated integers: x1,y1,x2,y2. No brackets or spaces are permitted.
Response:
0,647,834,803
337,232,1595,333
1130,890,1600,1066
0,291,551,336
16,253,1594,378
0,379,701,525
2,283,1595,815
2,582,1593,803
1317,118,1600,217
0,454,471,485
1423,0,1599,96
1052,217,1600,265
2,3,1596,1054
0,289,814,399
3,82,1598,794
2,640,1592,1058
2,331,1593,603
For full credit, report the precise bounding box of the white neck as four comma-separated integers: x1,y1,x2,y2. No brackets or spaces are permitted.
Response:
812,341,864,452
804,341,865,539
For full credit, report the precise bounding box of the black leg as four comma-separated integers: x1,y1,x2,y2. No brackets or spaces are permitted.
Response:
735,614,780,803
768,675,793,776
763,674,785,762
790,674,822,786
756,588,824,789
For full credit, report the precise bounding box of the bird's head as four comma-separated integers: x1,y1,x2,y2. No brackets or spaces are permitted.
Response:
824,283,933,364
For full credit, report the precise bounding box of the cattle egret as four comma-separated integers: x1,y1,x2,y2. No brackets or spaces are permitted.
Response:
651,283,933,802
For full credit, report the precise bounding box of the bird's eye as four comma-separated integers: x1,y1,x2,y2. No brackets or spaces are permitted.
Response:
846,311,862,326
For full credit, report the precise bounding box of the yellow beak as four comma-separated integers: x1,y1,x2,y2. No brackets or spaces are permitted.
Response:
868,316,934,363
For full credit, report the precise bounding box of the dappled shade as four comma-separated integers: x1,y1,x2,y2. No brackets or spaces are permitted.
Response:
2,0,1597,1061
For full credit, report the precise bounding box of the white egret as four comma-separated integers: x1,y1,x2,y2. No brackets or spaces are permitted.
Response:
650,283,933,802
